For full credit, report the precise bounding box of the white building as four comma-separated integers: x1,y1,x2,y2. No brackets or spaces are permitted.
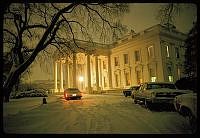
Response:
30,24,187,93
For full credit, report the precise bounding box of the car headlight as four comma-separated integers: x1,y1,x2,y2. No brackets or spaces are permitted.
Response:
174,96,181,103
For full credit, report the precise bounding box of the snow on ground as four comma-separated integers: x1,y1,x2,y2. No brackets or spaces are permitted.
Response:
3,95,58,117
3,93,193,134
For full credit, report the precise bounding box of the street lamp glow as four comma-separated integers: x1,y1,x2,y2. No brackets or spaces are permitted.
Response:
79,76,84,82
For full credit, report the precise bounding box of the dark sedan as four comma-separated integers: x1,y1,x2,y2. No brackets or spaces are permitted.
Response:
122,86,140,97
64,88,82,100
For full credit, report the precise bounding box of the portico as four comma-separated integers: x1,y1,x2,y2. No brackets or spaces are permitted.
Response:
53,52,113,93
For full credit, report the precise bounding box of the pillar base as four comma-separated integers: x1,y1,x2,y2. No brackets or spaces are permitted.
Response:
59,89,64,93
54,89,58,93
88,87,93,94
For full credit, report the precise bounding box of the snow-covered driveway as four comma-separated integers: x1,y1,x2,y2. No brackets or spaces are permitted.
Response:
3,93,193,134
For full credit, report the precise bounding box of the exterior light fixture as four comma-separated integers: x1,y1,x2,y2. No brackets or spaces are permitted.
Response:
79,76,84,82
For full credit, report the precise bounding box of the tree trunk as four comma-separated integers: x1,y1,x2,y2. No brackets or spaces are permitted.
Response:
3,87,11,102
3,68,20,102
2,3,78,102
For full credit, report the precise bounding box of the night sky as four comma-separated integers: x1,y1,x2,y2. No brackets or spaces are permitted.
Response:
121,3,197,34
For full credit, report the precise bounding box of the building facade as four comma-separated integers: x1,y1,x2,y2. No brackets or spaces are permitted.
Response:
53,24,187,93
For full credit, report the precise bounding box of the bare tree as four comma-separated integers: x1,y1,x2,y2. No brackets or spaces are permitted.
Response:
156,3,180,29
157,3,197,92
3,3,129,102
184,22,197,78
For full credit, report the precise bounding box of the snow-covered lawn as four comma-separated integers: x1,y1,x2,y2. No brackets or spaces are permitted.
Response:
3,95,59,117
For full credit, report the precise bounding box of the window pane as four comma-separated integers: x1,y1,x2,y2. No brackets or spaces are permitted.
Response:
124,54,128,64
114,57,119,66
149,68,156,82
135,50,140,62
168,76,173,82
151,77,156,82
163,44,170,57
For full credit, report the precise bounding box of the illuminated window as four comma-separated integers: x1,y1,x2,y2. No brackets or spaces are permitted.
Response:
149,68,156,82
168,76,173,82
135,50,140,62
124,54,129,64
114,57,120,66
151,77,156,82
167,66,173,82
148,46,154,58
125,72,130,86
164,45,170,57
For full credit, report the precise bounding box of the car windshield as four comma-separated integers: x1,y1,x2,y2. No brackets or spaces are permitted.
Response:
130,86,139,90
65,88,80,93
147,84,176,89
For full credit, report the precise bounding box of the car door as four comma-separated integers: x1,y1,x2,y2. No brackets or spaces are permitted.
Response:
143,84,152,99
192,93,197,118
136,84,145,100
140,83,148,100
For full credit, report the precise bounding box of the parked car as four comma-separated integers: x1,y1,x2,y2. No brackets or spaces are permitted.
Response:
130,85,140,99
133,82,193,109
122,86,140,97
64,88,82,100
174,92,197,133
13,89,48,99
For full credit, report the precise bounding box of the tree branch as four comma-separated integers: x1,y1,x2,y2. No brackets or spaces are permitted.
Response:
25,24,48,30
3,29,17,39
82,4,117,29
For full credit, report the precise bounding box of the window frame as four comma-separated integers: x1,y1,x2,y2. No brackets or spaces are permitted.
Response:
147,45,154,58
114,56,120,66
123,54,129,64
135,50,140,62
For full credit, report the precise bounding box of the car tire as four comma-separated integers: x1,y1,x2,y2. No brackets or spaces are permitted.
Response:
125,93,127,97
134,99,138,104
185,110,197,133
145,99,153,110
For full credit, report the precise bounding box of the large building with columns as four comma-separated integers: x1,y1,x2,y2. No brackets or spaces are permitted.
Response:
53,24,187,93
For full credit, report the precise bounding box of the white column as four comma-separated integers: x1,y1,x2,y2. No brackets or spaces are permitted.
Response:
108,55,113,89
65,59,69,89
72,53,77,88
95,56,100,92
99,58,102,88
87,55,92,93
54,61,58,92
60,60,64,92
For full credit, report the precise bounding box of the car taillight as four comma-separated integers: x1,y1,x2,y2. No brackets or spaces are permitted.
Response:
65,93,68,97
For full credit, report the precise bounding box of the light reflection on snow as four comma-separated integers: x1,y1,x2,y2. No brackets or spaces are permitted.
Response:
3,94,193,134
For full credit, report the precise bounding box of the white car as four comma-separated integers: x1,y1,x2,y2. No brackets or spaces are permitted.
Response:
174,92,197,133
134,82,193,109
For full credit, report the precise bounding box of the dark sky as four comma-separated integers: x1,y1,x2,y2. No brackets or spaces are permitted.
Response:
121,3,197,34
